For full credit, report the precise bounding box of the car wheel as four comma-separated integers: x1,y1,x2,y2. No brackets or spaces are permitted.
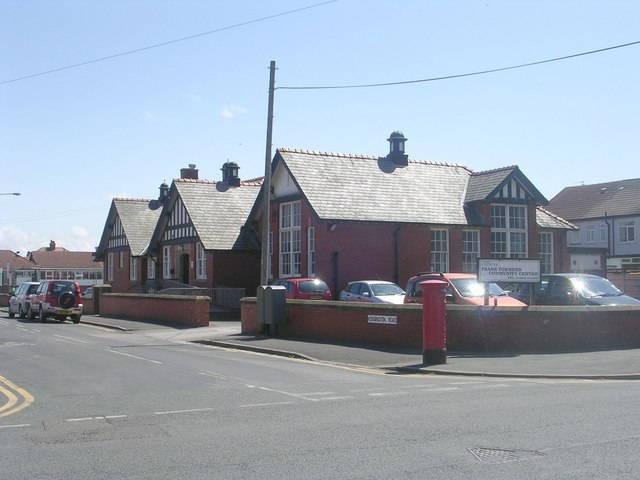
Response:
72,315,81,324
19,305,26,319
28,306,36,320
39,307,46,323
8,307,15,318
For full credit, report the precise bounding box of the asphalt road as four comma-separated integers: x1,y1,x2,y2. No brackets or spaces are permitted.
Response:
1,316,639,479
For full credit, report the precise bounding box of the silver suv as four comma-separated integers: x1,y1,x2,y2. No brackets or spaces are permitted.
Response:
8,282,40,318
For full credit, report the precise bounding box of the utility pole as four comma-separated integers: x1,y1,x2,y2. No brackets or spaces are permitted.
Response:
260,61,276,286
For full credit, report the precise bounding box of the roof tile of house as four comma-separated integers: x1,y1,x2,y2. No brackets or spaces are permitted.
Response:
278,148,473,225
113,198,163,256
547,178,640,220
174,178,262,250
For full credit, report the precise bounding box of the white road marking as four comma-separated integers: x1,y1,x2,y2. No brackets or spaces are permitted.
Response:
246,385,326,402
66,417,96,422
199,371,228,380
54,334,91,344
154,407,215,415
317,396,355,401
369,391,409,397
105,348,163,364
240,402,293,408
66,415,127,422
0,423,30,429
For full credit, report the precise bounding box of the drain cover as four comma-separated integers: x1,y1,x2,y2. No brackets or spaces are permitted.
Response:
469,447,544,464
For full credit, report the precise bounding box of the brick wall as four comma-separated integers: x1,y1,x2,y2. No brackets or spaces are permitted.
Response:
241,298,640,353
101,293,210,327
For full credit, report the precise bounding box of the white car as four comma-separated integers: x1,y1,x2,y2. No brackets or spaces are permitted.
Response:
8,282,40,319
339,280,406,304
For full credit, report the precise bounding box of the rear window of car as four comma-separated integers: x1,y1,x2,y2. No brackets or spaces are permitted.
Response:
52,282,76,295
27,284,39,294
299,280,329,293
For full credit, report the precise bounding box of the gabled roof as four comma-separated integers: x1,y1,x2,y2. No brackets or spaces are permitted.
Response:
547,178,640,220
0,250,37,270
276,149,473,225
27,249,99,269
466,166,548,204
95,198,163,259
536,206,577,230
155,178,263,251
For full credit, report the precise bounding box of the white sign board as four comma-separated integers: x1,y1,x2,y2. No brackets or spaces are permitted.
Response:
478,259,541,283
367,315,398,325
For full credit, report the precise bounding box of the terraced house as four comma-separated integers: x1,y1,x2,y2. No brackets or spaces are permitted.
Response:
249,132,575,296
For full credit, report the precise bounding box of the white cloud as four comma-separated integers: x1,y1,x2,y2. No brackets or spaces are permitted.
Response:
0,225,97,254
143,111,158,121
221,105,247,118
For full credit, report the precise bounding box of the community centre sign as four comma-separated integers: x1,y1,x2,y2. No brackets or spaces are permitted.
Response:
478,259,541,283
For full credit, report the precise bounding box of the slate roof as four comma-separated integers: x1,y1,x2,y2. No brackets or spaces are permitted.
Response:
466,166,548,204
116,198,164,256
277,149,473,225
536,206,577,230
95,198,163,258
547,178,640,220
171,178,262,250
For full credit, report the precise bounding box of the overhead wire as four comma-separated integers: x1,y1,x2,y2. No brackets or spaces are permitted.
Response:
0,0,338,85
277,40,640,90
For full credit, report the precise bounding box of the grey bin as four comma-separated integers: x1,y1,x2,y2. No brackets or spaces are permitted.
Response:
257,285,287,326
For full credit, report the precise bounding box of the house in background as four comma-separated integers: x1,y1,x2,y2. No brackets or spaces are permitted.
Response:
546,178,640,274
25,241,103,290
147,162,263,297
250,132,575,295
94,186,166,293
0,250,38,292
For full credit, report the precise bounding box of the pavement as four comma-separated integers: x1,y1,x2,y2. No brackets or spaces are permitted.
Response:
72,314,640,380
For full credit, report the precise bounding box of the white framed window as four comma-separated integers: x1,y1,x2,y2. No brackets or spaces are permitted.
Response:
586,225,595,243
163,246,172,278
279,201,301,277
538,232,553,274
119,251,124,269
462,230,479,273
308,226,316,277
196,243,207,280
147,258,156,280
430,229,449,272
619,221,636,243
600,223,607,242
108,252,114,282
130,256,137,281
491,204,528,258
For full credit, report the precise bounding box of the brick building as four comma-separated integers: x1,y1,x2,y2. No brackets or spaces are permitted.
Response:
250,132,575,296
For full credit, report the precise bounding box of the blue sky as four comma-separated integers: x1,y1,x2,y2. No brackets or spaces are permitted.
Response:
2,0,639,254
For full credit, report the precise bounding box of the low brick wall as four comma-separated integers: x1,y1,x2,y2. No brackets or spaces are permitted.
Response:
0,293,9,308
241,298,640,353
100,293,210,327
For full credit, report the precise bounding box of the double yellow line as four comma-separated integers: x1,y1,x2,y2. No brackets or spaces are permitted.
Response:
0,375,34,418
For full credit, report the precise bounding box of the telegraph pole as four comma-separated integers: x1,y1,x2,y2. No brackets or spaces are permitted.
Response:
260,61,276,286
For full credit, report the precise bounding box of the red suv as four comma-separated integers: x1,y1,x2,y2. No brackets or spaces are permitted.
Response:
29,280,83,323
272,278,333,300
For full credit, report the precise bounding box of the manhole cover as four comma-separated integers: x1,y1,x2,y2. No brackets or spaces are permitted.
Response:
469,447,544,464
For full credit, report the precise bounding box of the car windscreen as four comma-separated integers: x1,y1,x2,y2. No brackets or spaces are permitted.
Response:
569,277,623,298
299,280,329,293
27,285,39,294
450,278,506,297
371,284,405,296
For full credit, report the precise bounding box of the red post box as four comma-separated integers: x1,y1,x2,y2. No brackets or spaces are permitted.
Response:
420,280,447,365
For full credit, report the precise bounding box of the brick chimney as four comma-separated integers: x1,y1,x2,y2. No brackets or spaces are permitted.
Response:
49,240,56,251
180,164,199,180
